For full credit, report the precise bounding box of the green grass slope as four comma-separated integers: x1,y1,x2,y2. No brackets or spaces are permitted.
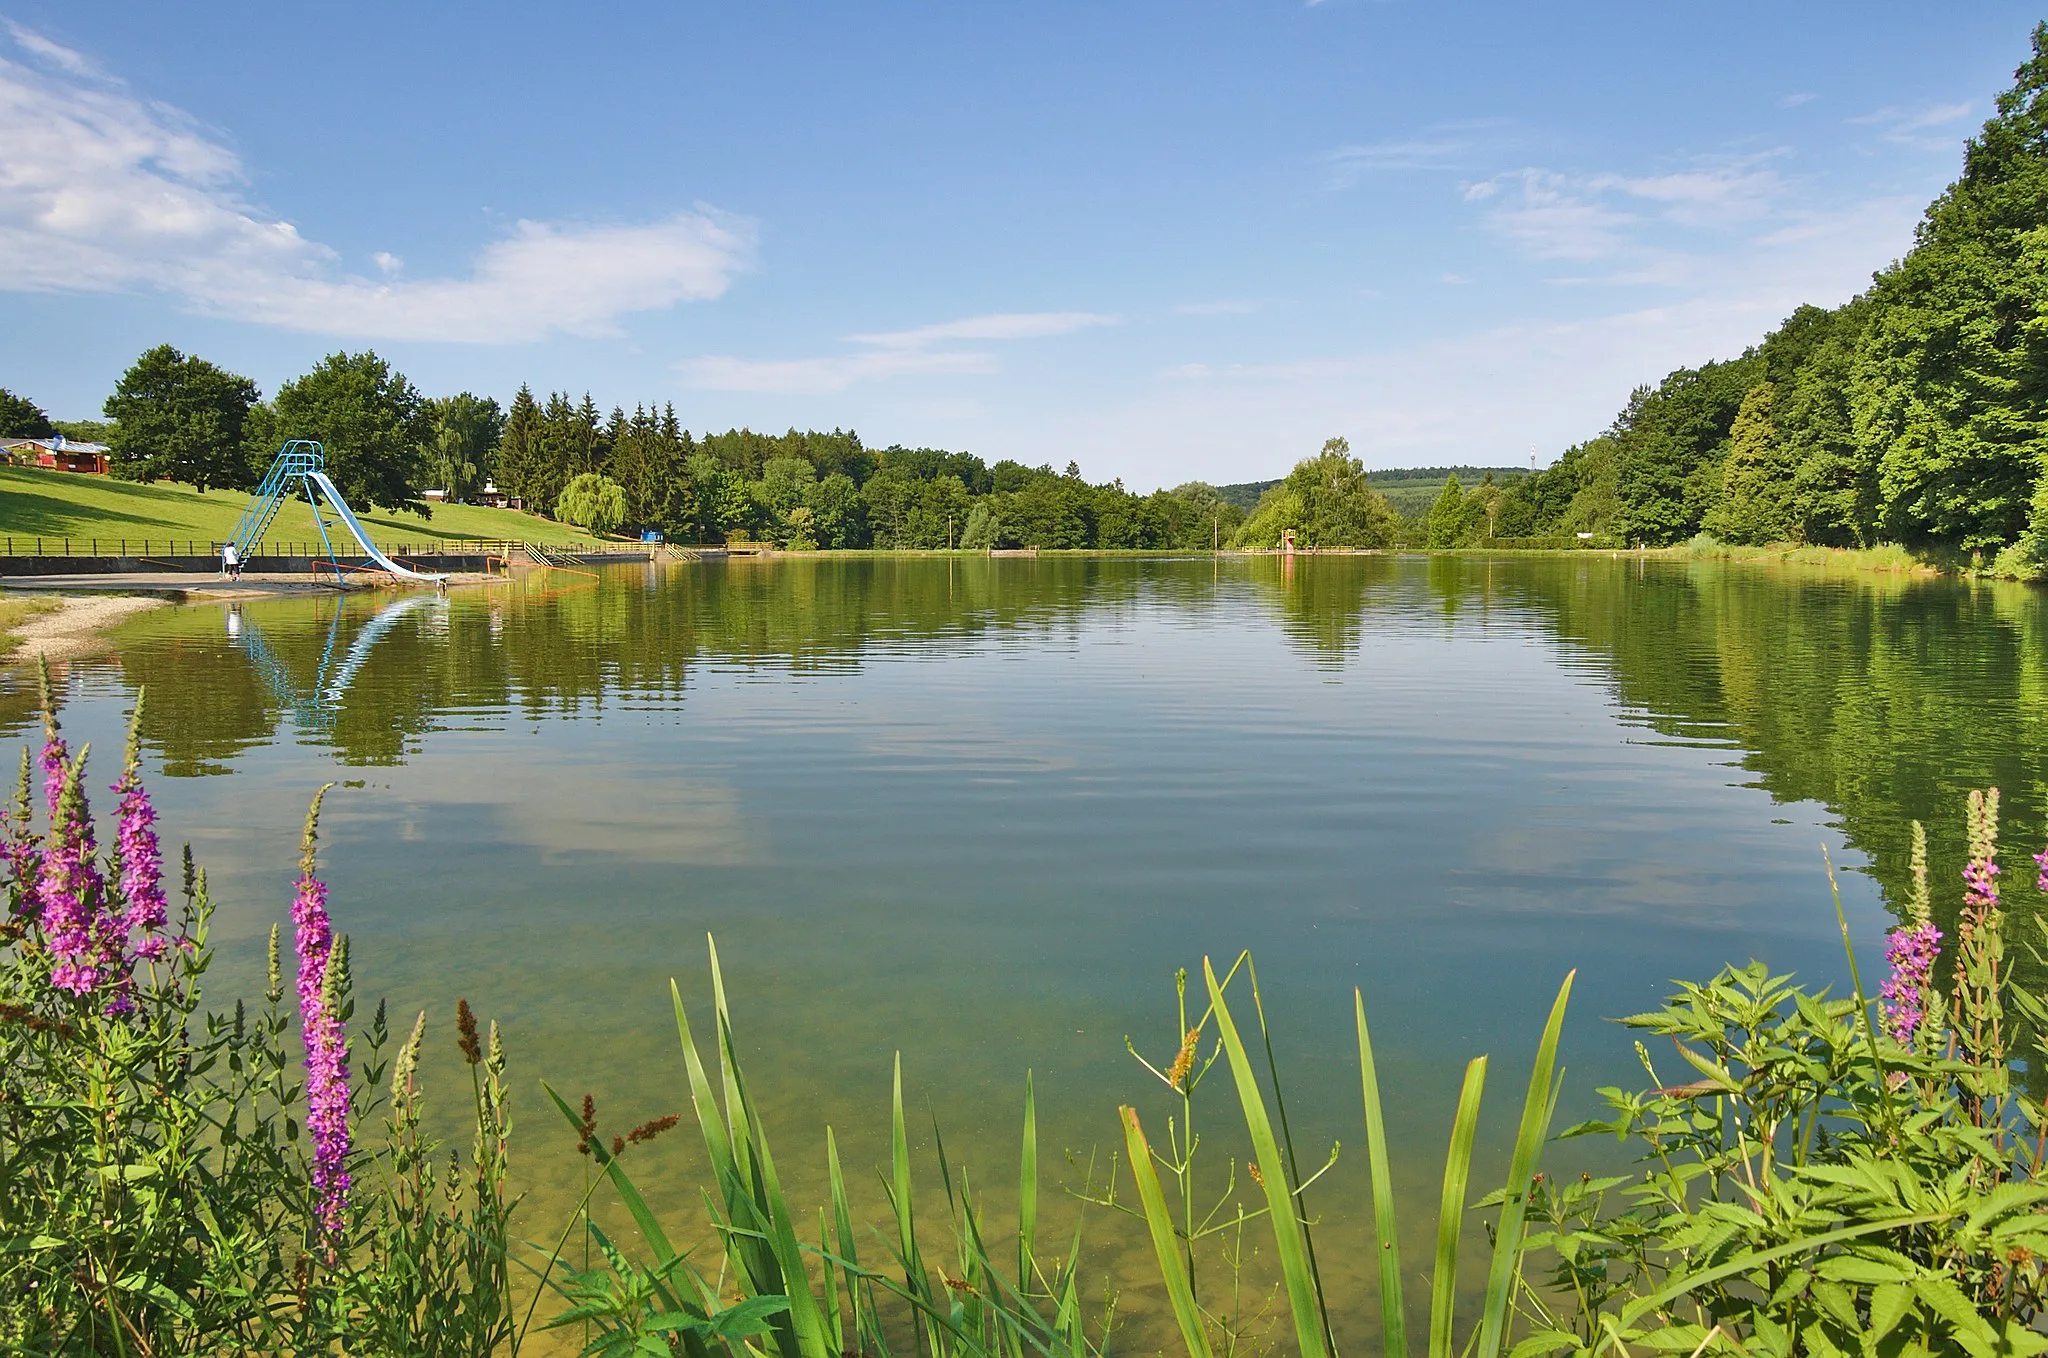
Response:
0,466,602,553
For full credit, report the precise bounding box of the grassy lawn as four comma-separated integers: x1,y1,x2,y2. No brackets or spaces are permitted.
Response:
0,466,604,552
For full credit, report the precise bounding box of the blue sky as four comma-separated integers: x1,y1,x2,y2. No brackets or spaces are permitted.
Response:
0,3,2037,489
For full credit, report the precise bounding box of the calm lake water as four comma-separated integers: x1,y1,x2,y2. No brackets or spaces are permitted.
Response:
10,553,2046,1342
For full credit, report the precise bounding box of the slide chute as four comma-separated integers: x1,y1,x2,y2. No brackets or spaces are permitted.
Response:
230,441,445,582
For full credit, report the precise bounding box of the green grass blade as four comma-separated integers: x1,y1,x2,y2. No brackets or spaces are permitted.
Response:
827,1127,866,1344
1476,970,1574,1358
1122,1105,1216,1358
1247,956,1335,1357
1356,988,1409,1358
1201,956,1328,1358
1020,1070,1039,1293
1429,1056,1488,1358
891,1053,931,1309
673,977,737,1187
718,1011,835,1358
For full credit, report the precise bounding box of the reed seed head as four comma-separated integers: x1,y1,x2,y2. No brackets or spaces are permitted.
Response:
625,1113,682,1146
1165,1026,1200,1090
455,998,481,1065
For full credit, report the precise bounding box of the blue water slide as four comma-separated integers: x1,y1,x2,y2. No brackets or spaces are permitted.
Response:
303,470,445,582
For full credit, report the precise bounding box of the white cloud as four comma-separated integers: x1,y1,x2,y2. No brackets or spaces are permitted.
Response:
1850,101,1974,150
1326,120,1511,188
1778,91,1818,109
683,309,1115,393
372,251,403,275
847,311,1115,347
0,27,753,342
1462,154,1793,279
3,22,95,76
1176,298,1267,316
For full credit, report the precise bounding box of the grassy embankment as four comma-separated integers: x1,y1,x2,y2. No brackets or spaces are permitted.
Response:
0,465,600,553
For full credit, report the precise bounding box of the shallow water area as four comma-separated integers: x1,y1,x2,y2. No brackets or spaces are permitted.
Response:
11,552,2044,1345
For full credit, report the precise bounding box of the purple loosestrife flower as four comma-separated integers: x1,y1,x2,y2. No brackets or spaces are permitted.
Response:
2035,840,2047,897
111,699,167,962
39,750,110,999
1964,788,2001,913
293,785,351,1237
1881,920,1942,1047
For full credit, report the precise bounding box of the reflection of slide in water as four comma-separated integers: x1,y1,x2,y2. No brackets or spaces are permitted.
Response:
230,594,441,733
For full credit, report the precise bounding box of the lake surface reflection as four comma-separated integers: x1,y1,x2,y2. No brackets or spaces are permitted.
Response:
10,554,2044,1341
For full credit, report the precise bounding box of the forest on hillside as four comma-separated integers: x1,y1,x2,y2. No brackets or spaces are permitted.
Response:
1464,24,2048,570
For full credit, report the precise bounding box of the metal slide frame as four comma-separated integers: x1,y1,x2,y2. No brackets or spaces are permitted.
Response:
231,441,444,581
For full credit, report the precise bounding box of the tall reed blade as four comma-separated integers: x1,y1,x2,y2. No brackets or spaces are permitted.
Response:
1356,988,1409,1358
1122,1105,1217,1358
1201,956,1329,1358
1475,971,1574,1358
1429,1056,1488,1358
716,1006,836,1358
1020,1070,1039,1294
890,1054,932,1310
827,1126,867,1346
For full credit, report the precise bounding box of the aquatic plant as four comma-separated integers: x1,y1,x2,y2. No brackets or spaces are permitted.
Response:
1096,788,2048,1357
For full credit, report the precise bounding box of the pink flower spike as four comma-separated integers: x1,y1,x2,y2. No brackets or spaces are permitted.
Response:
1880,920,1943,1048
292,785,351,1236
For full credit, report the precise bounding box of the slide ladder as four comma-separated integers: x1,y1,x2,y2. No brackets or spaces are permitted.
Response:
232,441,445,582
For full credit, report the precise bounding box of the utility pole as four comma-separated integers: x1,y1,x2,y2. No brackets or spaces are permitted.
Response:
1213,506,1219,552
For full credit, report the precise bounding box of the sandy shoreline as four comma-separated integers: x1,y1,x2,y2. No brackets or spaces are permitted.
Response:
3,594,167,664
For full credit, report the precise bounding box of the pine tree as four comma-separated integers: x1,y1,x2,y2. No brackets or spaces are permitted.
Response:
498,385,540,506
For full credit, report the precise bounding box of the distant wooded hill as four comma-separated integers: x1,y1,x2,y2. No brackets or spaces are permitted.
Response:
1217,466,1528,519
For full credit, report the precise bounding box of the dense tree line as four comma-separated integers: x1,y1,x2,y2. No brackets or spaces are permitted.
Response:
1471,25,2048,567
21,342,1260,547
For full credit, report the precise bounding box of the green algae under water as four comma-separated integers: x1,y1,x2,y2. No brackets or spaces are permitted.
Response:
9,553,2046,1342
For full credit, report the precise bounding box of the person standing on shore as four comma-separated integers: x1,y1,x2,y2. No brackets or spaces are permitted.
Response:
221,541,240,581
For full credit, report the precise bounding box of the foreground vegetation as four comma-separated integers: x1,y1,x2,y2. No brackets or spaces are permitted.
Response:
4,655,2048,1353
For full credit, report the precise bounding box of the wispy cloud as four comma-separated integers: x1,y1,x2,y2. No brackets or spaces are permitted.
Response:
1850,101,1974,150
0,26,753,341
1778,91,1818,109
1460,153,1793,281
848,311,1114,347
1175,298,1267,316
1326,119,1510,187
682,310,1116,394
